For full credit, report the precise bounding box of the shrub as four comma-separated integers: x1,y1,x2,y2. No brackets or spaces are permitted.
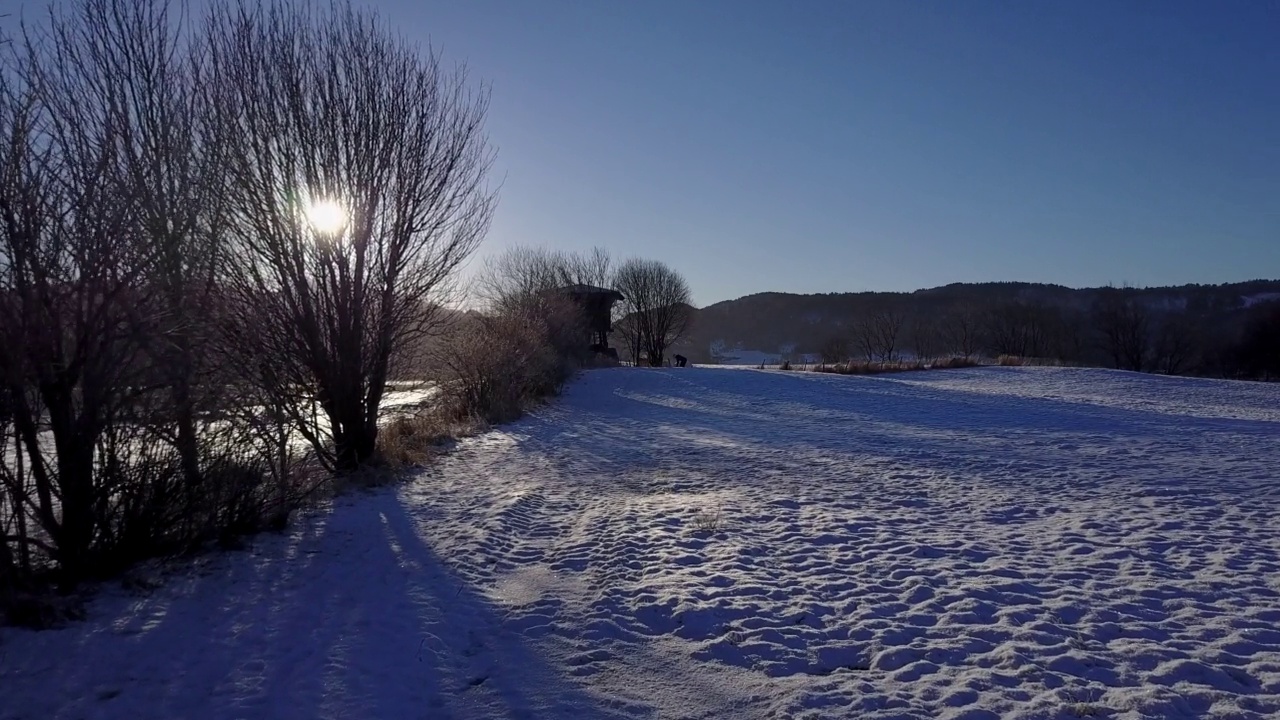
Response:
438,292,588,424
997,355,1026,366
92,442,306,573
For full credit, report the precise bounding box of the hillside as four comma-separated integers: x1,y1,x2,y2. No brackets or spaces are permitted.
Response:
5,366,1279,718
673,280,1280,371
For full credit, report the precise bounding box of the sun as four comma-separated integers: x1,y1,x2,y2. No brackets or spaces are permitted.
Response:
305,199,348,235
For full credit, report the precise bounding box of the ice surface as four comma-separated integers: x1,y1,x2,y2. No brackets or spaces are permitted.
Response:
3,366,1279,719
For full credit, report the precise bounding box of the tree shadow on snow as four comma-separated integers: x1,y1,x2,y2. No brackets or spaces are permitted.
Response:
0,490,633,720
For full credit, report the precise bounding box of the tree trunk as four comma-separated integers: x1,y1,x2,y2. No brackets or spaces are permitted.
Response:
53,437,96,587
329,397,377,474
173,373,202,488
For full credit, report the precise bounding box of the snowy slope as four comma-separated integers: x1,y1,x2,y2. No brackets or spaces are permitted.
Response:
3,367,1280,719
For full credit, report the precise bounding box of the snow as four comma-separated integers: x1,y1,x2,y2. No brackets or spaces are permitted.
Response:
1241,292,1280,308
710,347,819,366
712,348,782,365
4,366,1280,719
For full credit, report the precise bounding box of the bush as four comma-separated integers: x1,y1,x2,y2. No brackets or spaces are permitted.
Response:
87,442,305,575
438,292,589,424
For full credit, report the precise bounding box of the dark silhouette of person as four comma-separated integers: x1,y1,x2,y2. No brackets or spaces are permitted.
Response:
674,354,688,367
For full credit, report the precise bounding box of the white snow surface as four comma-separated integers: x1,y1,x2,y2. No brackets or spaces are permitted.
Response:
4,366,1280,719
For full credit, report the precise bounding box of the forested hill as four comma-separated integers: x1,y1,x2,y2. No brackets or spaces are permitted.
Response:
673,280,1280,375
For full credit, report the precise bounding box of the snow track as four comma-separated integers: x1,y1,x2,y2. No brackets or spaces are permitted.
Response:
3,366,1280,719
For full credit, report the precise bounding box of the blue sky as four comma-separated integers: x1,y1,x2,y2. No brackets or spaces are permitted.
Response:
32,0,1278,306
382,0,1278,305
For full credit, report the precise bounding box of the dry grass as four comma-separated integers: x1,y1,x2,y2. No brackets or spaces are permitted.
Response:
375,411,486,472
691,509,723,534
1002,355,1086,368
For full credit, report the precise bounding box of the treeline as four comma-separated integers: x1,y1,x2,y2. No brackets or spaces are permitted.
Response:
0,0,497,614
688,284,1280,380
829,290,1280,379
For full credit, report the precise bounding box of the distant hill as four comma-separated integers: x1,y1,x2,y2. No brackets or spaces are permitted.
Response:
670,280,1280,373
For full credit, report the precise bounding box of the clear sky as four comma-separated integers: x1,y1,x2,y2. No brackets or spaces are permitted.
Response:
27,0,1278,306
375,0,1277,306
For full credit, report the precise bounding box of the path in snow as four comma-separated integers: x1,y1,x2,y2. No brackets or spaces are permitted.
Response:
2,366,1279,719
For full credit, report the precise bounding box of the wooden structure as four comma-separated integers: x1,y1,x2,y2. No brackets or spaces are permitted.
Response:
561,284,624,353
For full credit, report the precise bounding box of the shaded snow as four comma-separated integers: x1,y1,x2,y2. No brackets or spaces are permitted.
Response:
1242,292,1280,308
3,367,1280,719
710,348,819,366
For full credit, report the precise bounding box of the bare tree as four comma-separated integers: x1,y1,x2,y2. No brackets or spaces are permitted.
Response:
1051,309,1089,365
1152,311,1199,375
907,314,942,361
983,300,1056,359
1092,286,1150,372
614,259,692,367
614,313,644,366
853,307,905,362
852,317,875,361
477,247,566,310
207,1,496,472
477,245,613,313
567,246,614,290
942,304,983,360
48,0,234,492
0,11,152,579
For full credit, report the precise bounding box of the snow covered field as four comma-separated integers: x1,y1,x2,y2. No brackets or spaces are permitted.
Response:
3,366,1280,719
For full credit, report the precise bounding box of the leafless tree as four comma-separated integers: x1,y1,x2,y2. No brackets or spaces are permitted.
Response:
48,0,234,492
477,245,613,313
984,300,1056,359
0,9,153,579
984,303,1021,357
853,307,905,362
206,1,496,472
477,247,567,310
568,246,614,290
614,313,644,366
1051,309,1089,364
1092,286,1150,372
614,258,692,367
853,318,874,361
942,304,984,359
907,314,943,361
1152,311,1199,375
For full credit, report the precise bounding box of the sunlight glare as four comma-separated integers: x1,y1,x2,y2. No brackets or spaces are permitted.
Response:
305,200,348,235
